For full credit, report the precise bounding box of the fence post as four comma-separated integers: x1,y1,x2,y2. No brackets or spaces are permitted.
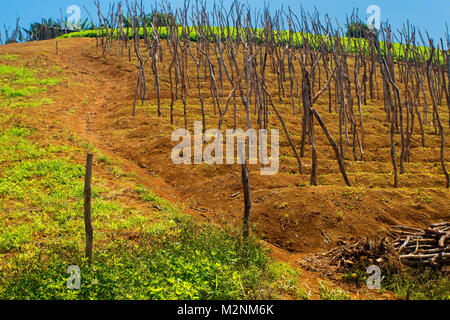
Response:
84,153,94,264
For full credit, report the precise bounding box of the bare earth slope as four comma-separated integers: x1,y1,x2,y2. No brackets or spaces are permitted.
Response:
1,38,448,298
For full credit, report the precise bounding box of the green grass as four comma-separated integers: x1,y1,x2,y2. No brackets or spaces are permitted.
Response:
0,97,54,109
0,65,34,78
319,282,352,300
383,267,450,300
0,64,60,99
0,54,18,61
340,261,450,300
0,85,42,98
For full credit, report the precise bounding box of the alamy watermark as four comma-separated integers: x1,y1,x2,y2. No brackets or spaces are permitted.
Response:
66,265,81,290
171,121,279,175
366,264,382,290
66,5,82,30
367,5,381,31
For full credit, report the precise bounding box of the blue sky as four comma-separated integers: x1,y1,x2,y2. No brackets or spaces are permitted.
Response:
1,0,449,45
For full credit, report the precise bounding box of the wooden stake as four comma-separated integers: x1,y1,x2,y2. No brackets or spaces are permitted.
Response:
56,40,58,55
241,161,251,240
84,153,94,263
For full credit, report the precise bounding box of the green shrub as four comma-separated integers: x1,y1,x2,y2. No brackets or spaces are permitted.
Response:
345,22,370,39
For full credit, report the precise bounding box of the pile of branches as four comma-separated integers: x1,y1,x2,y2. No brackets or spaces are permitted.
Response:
391,222,450,267
300,238,400,276
301,223,449,276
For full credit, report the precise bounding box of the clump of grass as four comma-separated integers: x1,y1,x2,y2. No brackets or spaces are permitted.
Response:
340,260,449,300
0,98,54,109
319,282,351,300
0,126,44,165
0,224,33,253
97,154,114,165
0,85,42,98
0,54,18,61
383,267,449,300
342,269,367,286
0,65,34,78
0,64,60,99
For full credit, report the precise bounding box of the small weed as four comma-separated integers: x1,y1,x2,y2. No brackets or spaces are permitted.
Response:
97,154,114,165
0,54,18,61
319,282,351,300
278,202,288,209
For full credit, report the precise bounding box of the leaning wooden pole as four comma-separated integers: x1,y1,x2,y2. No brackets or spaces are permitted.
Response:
371,31,399,187
242,43,253,241
447,50,450,122
84,153,94,264
427,42,449,188
447,50,450,89
311,108,351,187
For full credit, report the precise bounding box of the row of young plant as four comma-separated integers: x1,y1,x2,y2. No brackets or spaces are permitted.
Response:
59,22,446,65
